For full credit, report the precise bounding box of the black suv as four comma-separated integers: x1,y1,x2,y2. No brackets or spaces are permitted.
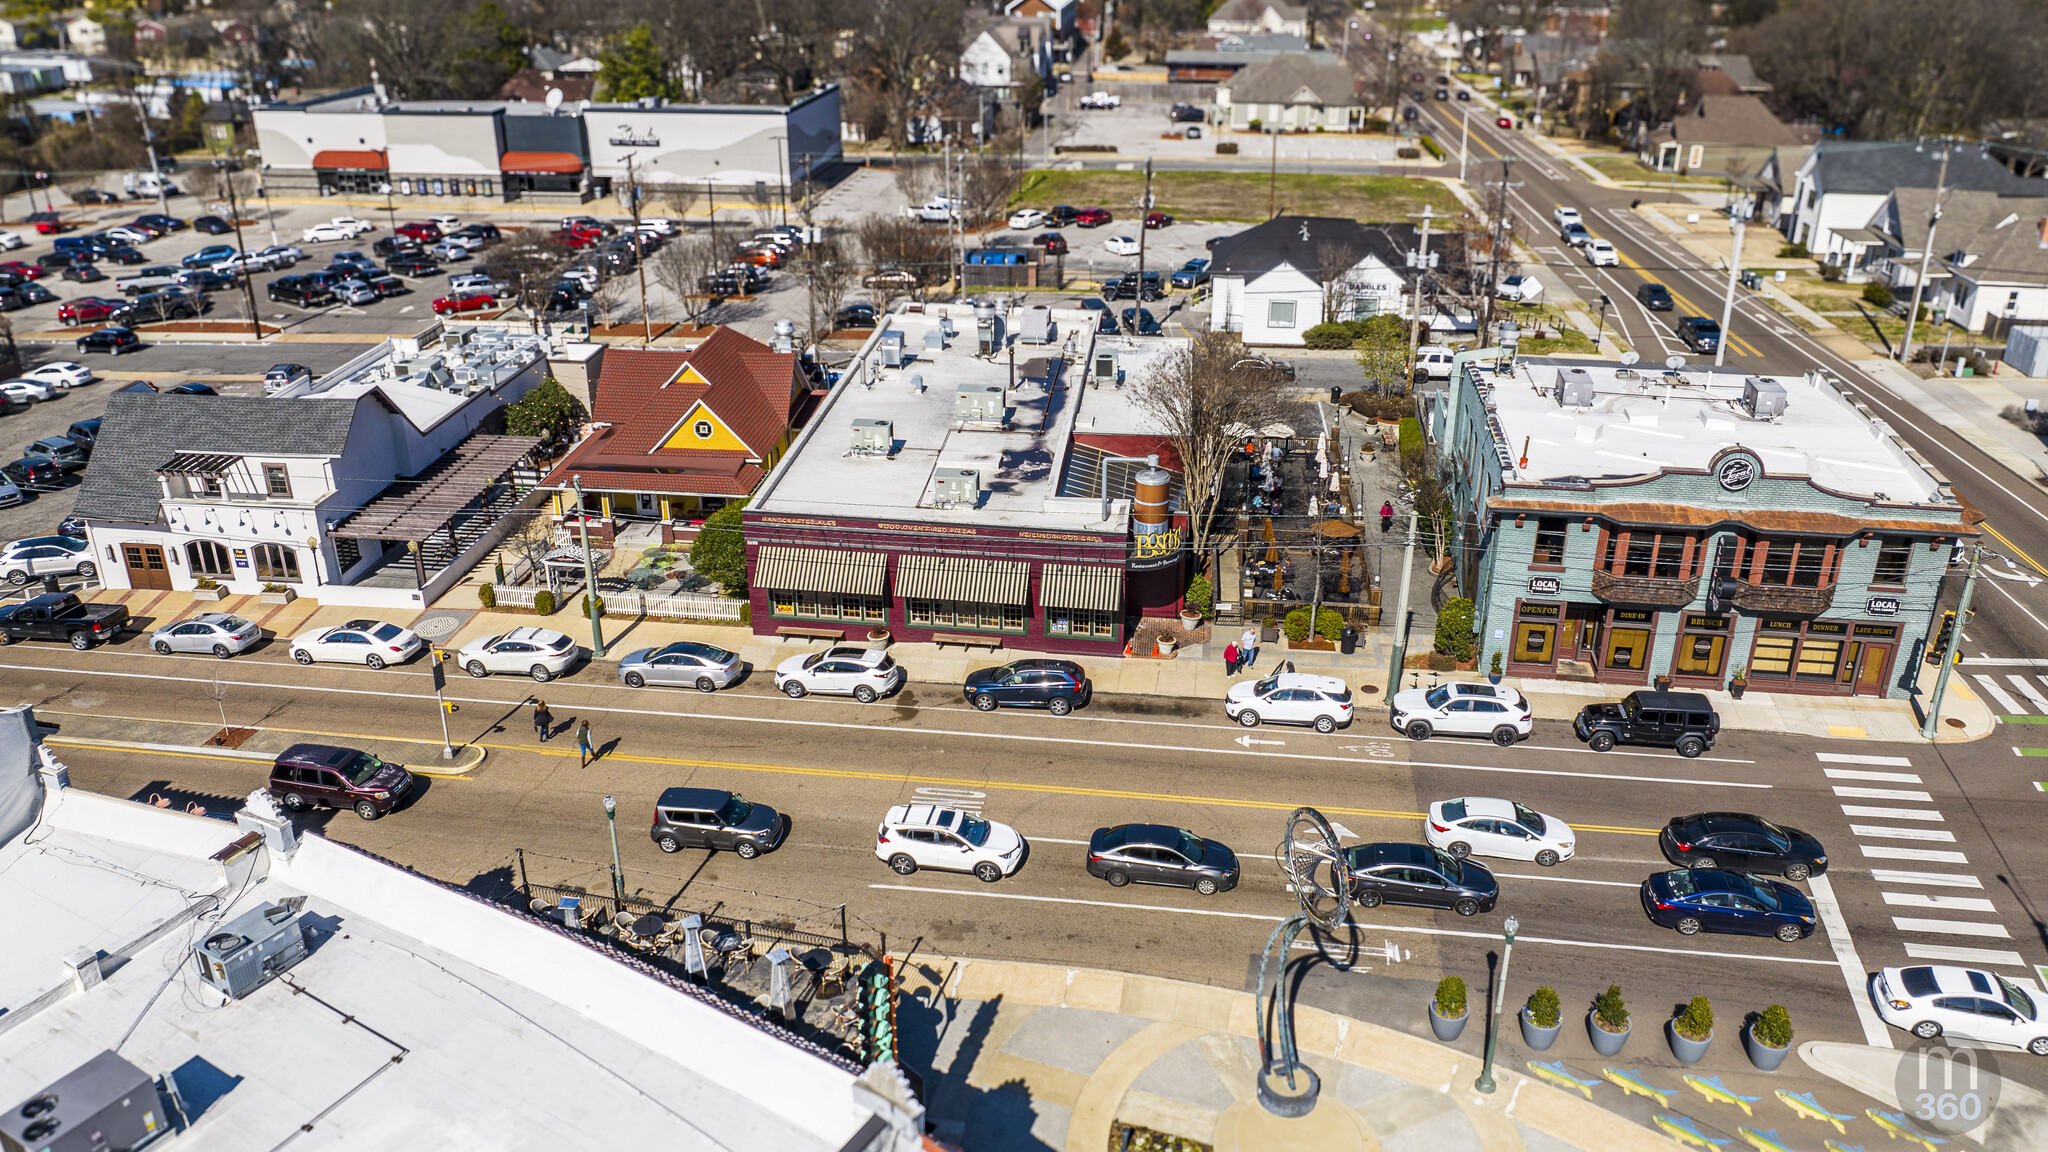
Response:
268,743,415,821
1101,271,1165,301
74,326,140,355
649,787,788,858
1659,811,1829,881
115,291,204,324
1343,841,1499,916
1675,315,1721,353
1575,690,1719,757
268,276,334,307
963,658,1092,715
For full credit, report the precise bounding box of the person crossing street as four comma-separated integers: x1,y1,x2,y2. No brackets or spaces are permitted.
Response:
532,699,552,742
576,719,596,767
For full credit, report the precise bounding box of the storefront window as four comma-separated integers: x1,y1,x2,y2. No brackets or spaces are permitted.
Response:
905,599,1026,633
1675,614,1729,678
770,589,885,622
1512,602,1559,664
1872,536,1912,585
1748,538,1837,587
1047,609,1118,639
1601,530,1698,579
1604,610,1653,672
1751,634,1796,676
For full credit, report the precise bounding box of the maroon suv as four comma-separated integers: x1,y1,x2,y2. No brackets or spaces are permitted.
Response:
268,743,415,820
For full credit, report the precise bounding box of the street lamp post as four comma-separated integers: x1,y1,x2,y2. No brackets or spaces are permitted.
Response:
259,165,277,246
602,794,625,910
1474,916,1520,1094
570,475,607,657
1594,294,1610,349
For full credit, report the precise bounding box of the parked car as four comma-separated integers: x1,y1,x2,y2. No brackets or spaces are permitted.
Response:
176,268,237,292
1048,205,1079,227
1074,207,1113,227
1675,315,1721,353
1413,344,1457,380
330,216,377,235
452,626,584,681
0,478,20,508
0,230,20,249
115,266,182,295
963,658,1091,715
0,535,95,584
1119,307,1162,335
1079,298,1117,333
22,436,87,472
431,289,496,315
617,640,747,692
136,213,185,233
1497,274,1542,302
1584,238,1619,266
101,246,146,266
1575,690,1719,756
302,222,357,243
1169,102,1204,122
192,215,232,234
163,381,216,395
148,612,262,658
105,226,154,246
65,419,102,448
23,362,94,390
775,645,904,701
833,303,879,330
428,240,473,262
1086,824,1238,894
0,457,63,491
1425,797,1574,866
34,252,77,272
335,280,378,305
649,787,788,858
1641,868,1814,941
60,263,107,284
1033,231,1069,256
1390,681,1532,745
1659,812,1828,880
289,619,425,668
1872,965,2048,1053
373,236,422,258
181,244,237,269
386,254,440,278
268,276,335,307
1101,271,1165,301
267,743,414,821
1560,222,1591,247
366,274,407,298
114,291,204,325
875,803,1025,882
1007,208,1046,229
1102,234,1142,257
263,363,313,395
1344,842,1499,916
75,326,140,356
0,591,127,648
0,378,51,404
1143,212,1174,229
395,221,443,243
58,298,120,327
1170,258,1210,289
1223,670,1354,732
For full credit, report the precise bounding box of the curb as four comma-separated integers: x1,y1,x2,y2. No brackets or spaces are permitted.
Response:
46,734,490,776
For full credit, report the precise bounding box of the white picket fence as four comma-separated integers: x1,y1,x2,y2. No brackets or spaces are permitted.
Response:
489,584,744,622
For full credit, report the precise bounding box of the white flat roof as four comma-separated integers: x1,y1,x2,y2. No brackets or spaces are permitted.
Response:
1486,358,1948,504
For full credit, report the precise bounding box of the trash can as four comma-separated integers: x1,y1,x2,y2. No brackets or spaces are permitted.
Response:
1329,386,1342,404
1339,625,1358,655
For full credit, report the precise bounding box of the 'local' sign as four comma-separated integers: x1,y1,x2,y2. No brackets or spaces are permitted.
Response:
1527,576,1561,595
1716,455,1757,492
1866,596,1901,617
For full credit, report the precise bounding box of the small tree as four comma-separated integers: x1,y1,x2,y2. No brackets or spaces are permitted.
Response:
1435,597,1476,661
1184,573,1214,615
1526,986,1561,1028
1434,975,1467,1017
1315,607,1345,641
1316,240,1360,323
597,24,677,103
481,230,578,318
504,379,587,445
1674,995,1714,1041
960,155,1023,244
652,229,729,324
1594,985,1629,1032
795,235,864,338
1354,313,1412,396
1752,1004,1793,1048
689,500,749,596
1282,607,1313,643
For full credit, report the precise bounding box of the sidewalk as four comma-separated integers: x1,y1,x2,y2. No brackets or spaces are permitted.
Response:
34,705,487,776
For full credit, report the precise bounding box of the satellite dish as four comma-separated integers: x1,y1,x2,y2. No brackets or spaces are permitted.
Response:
544,87,564,112
1665,355,1688,370
1618,350,1640,366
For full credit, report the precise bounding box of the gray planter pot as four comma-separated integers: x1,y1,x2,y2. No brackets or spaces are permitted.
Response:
1587,1011,1630,1056
1520,1009,1562,1051
1744,1026,1790,1071
1429,1002,1468,1042
1667,1020,1713,1065
191,587,226,601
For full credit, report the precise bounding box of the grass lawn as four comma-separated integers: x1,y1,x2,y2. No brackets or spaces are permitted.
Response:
1519,328,1599,355
1012,170,1462,224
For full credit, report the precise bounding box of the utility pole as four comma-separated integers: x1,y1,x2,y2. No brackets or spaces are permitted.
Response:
217,161,263,341
1900,141,1952,363
569,475,607,658
1268,126,1279,219
1459,105,1471,185
1133,155,1153,334
1385,510,1418,700
627,154,651,345
1715,207,1748,368
1406,206,1439,355
1480,155,1522,340
1920,545,1979,739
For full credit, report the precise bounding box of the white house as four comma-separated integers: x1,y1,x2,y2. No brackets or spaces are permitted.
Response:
1003,0,1077,37
74,328,554,609
61,15,105,55
1781,140,2041,274
1214,55,1362,131
1207,0,1308,37
960,18,1055,91
1208,217,1423,346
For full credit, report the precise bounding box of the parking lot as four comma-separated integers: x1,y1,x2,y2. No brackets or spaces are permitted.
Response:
1046,93,1411,167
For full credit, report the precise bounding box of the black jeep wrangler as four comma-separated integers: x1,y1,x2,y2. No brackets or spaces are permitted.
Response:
1574,690,1719,758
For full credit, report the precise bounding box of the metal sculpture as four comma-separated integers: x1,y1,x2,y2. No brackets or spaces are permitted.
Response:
1254,806,1352,1117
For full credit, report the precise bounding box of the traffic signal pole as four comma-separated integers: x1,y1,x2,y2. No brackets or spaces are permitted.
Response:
1920,546,1979,740
432,648,455,758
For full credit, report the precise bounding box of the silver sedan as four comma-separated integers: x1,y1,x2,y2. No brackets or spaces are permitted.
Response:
617,641,746,692
149,613,262,658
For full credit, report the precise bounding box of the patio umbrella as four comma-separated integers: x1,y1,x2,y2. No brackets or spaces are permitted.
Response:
1262,517,1278,565
1316,519,1362,538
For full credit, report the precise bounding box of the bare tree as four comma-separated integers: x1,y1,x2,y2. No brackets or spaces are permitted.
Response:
1315,241,1360,323
797,234,864,337
856,216,954,296
480,230,578,318
1126,332,1295,577
892,159,940,210
959,156,1023,245
652,229,730,324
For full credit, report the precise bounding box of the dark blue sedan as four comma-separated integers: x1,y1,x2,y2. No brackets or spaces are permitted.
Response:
963,659,1090,715
1641,868,1815,942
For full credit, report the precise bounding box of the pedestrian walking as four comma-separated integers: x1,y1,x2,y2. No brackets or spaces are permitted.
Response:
1223,641,1241,677
1239,626,1260,670
532,698,552,742
576,719,595,768
1380,501,1394,533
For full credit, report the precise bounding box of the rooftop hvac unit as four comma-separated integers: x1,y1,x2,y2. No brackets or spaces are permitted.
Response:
1017,305,1054,344
0,1051,165,1152
877,330,907,369
1742,375,1788,419
1553,366,1595,408
192,901,308,1001
931,468,979,506
956,384,1006,424
977,315,1003,356
850,418,893,455
1090,347,1119,387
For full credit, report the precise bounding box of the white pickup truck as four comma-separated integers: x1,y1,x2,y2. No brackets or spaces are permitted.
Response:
902,197,961,223
1079,91,1121,109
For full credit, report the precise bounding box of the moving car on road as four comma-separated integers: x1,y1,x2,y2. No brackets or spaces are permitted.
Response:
875,803,1025,882
650,787,788,858
289,618,425,669
1584,238,1620,266
1636,281,1674,310
1086,824,1239,894
456,626,582,681
1560,222,1591,247
1224,670,1354,732
775,644,903,701
0,535,94,584
1425,797,1573,866
1575,690,1718,756
75,326,140,355
963,658,1090,714
1390,681,1532,744
1553,206,1582,229
618,640,747,691
1641,868,1814,942
1676,315,1721,353
268,743,414,821
1344,842,1499,916
1659,812,1828,881
1872,965,2048,1053
149,612,262,658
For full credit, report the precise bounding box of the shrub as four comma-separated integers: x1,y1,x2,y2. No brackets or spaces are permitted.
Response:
1675,995,1714,1041
580,592,606,620
1435,975,1467,1017
260,583,286,593
534,589,556,615
1315,607,1345,641
1103,26,1130,59
1777,241,1809,258
1427,651,1457,672
477,583,497,609
1248,118,1263,132
1434,596,1475,660
1303,322,1360,350
194,576,221,590
1282,607,1312,643
739,602,752,626
1342,391,1411,421
1819,263,1844,283
1594,985,1628,1031
1215,141,1239,155
1184,573,1214,616
1752,1004,1793,1048
1489,650,1503,675
1862,281,1894,308
1526,986,1561,1029
1397,416,1423,474
1419,135,1445,159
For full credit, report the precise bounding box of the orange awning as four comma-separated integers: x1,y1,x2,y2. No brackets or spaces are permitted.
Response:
499,151,584,174
311,149,386,170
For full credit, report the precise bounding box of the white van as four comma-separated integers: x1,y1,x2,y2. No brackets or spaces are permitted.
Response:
122,171,179,198
1414,345,1459,380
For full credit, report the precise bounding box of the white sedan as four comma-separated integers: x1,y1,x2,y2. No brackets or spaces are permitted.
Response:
1425,797,1575,866
0,379,54,403
22,362,94,389
1389,681,1532,744
330,216,376,234
289,619,424,669
1103,235,1142,256
302,223,356,243
1585,238,1620,266
875,803,1026,882
1223,671,1354,732
1872,965,2048,1054
0,230,21,250
774,645,904,702
456,626,582,681
1007,208,1046,230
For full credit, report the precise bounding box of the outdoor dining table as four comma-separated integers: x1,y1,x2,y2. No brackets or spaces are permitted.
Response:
631,914,669,938
625,567,664,590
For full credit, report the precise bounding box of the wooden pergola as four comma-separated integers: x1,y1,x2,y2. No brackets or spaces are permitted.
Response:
331,434,542,589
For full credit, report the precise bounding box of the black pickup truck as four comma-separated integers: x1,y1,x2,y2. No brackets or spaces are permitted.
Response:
0,592,130,649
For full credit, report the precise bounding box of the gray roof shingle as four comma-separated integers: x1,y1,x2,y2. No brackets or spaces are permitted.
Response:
1219,55,1357,106
70,392,361,524
1209,216,1426,280
1811,141,2044,197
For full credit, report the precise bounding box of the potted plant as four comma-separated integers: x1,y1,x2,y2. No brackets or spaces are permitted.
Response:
1156,636,1176,656
1183,574,1214,627
866,628,892,648
1588,984,1630,1056
1521,985,1563,1050
1745,1004,1793,1071
258,583,295,605
1728,666,1748,700
1668,995,1714,1064
191,577,225,602
1488,650,1504,685
1430,975,1468,1042
1654,674,1674,691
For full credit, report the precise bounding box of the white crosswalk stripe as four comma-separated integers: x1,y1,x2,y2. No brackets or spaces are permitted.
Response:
1817,752,1915,767
1860,845,1970,863
1892,917,2012,938
1882,892,1998,913
2008,675,2048,712
1824,768,1922,783
1834,785,1933,802
1871,870,1981,888
1972,674,2026,713
1904,943,2029,967
1851,824,1958,843
1840,805,1944,821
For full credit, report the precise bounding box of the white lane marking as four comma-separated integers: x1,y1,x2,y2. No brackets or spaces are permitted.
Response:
1824,768,1923,783
1834,786,1934,802
1983,580,2048,639
1903,943,2029,967
0,661,1775,789
1882,892,1998,914
1030,837,1089,845
1808,873,1894,1047
1892,917,2012,939
1851,825,1958,843
1961,658,2048,666
1971,675,2025,714
1871,870,1982,888
1818,752,1916,767
1861,845,1970,864
2007,675,2048,712
1494,873,1640,888
866,884,1840,965
1840,806,1945,822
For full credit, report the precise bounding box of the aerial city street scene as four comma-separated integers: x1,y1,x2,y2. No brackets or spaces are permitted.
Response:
2,1,2047,1149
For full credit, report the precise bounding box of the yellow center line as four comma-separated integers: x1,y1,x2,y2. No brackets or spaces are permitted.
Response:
1609,247,1762,358
1982,521,2048,578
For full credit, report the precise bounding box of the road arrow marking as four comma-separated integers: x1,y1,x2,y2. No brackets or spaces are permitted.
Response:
1328,821,1357,840
1234,733,1284,748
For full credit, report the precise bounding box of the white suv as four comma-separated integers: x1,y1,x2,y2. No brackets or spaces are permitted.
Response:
1585,239,1620,266
1552,205,1582,230
0,536,95,585
775,645,905,702
1224,671,1354,732
875,804,1026,882
1414,344,1458,380
1390,681,1533,745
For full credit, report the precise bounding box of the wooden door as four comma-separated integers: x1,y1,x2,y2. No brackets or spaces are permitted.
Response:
121,543,170,590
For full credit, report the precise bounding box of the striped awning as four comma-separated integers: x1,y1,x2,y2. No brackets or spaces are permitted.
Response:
896,554,1029,605
753,545,886,596
1040,563,1124,612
